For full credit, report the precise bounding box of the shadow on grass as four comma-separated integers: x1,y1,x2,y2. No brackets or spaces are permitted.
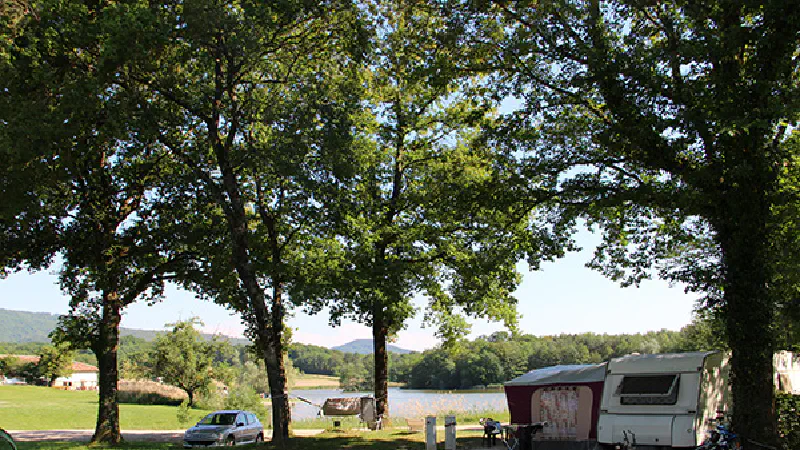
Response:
15,444,183,450
14,431,492,450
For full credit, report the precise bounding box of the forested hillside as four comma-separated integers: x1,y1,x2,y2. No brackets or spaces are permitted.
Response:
331,339,413,355
0,309,249,344
0,309,59,342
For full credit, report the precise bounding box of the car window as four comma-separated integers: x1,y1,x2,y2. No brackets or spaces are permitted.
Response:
199,413,237,426
248,413,257,424
236,413,246,425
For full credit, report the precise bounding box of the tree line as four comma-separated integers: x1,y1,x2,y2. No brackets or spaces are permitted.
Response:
2,315,722,393
1,0,797,447
292,321,722,390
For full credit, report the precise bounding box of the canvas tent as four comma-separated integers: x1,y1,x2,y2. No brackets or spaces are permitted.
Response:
505,364,606,441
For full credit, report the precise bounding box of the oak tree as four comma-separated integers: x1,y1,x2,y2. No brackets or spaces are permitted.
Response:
2,1,190,442
476,0,800,444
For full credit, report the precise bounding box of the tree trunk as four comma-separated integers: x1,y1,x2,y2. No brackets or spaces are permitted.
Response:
92,292,122,444
264,345,289,447
716,169,777,447
373,319,389,419
264,282,290,447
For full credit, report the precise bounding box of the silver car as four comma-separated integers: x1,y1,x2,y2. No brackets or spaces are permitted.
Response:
183,410,264,447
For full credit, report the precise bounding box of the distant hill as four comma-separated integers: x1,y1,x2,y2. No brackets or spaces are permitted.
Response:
0,309,411,352
0,309,60,343
0,308,248,345
332,339,413,354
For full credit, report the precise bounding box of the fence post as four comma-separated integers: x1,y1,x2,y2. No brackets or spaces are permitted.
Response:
425,416,437,450
445,415,456,450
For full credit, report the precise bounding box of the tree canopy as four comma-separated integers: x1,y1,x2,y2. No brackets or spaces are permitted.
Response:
467,0,800,444
151,320,219,406
1,0,797,444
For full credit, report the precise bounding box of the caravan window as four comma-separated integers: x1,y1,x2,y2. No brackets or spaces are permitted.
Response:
616,374,679,405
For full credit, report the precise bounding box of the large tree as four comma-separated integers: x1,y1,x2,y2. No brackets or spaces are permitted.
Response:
475,0,800,445
322,0,570,419
123,1,366,444
37,344,75,387
2,1,188,442
152,320,218,406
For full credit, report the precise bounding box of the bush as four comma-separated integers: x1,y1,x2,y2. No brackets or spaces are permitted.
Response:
176,399,192,427
117,380,188,406
224,386,270,426
777,393,800,450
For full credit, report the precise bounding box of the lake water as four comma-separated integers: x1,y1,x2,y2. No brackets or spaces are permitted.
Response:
289,387,508,420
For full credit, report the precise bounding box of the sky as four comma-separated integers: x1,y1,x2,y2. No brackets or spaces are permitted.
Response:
0,228,700,352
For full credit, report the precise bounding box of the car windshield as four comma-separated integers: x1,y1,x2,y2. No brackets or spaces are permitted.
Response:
198,413,237,426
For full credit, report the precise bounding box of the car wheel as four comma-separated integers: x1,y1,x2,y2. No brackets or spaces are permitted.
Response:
226,435,235,446
256,433,264,443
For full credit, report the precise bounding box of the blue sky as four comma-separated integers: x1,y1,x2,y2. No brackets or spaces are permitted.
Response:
0,228,699,352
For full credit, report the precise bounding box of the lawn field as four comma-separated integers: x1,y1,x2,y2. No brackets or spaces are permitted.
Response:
0,384,505,449
0,386,210,430
292,373,404,389
291,374,340,389
9,430,490,450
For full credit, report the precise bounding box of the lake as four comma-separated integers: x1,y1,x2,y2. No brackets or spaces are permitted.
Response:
289,387,508,420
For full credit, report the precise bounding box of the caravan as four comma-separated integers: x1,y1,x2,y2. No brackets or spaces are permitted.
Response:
506,351,797,449
596,351,731,448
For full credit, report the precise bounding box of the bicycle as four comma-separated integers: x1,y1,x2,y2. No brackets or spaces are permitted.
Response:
500,424,520,450
696,424,741,450
0,428,17,450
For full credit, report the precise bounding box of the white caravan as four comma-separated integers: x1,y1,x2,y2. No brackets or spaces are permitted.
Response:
596,351,731,448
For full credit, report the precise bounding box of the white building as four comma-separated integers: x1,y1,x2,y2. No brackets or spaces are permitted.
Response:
53,361,99,390
0,355,98,390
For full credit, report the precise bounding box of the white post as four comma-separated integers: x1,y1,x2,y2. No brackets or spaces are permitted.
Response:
425,416,437,450
445,415,457,450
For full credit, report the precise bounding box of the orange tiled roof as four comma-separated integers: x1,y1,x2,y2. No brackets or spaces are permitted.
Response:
0,354,98,372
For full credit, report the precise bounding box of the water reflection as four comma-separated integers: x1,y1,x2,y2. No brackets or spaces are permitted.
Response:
289,387,508,420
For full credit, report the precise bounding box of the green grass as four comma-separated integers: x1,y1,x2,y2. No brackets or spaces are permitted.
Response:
291,411,508,430
1,385,506,450
14,444,182,450
2,386,508,431
11,430,492,450
0,387,210,430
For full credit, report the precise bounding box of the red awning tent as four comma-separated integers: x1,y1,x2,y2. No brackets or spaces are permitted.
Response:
504,364,607,441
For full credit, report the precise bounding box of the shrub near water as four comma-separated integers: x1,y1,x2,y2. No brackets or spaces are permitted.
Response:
117,380,187,406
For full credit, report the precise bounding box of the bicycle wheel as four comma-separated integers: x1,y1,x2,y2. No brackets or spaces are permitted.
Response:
502,426,520,450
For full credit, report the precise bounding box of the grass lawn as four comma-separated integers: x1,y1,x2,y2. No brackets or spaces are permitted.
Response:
292,374,340,390
0,384,506,450
11,430,491,450
0,386,210,430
